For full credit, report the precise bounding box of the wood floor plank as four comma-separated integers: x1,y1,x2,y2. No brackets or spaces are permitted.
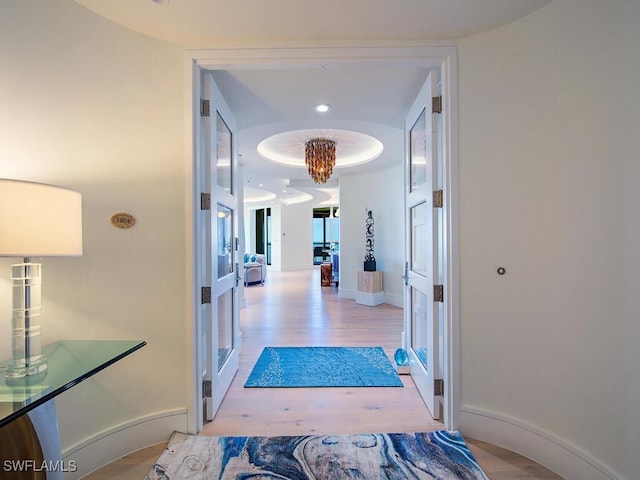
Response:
84,268,562,479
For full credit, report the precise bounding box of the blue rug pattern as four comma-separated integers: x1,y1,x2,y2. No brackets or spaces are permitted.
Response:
244,346,403,387
146,430,489,480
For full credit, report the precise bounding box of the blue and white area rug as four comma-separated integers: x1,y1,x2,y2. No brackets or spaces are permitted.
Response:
244,346,403,387
145,431,489,480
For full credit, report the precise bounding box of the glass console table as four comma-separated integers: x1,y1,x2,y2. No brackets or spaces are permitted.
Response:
0,340,146,479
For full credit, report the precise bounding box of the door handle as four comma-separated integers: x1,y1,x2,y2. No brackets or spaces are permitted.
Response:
401,261,409,286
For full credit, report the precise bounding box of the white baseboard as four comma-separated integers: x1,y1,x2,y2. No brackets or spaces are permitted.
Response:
281,264,312,271
340,288,402,308
460,406,623,480
355,290,385,306
339,289,355,299
384,293,403,308
62,408,187,479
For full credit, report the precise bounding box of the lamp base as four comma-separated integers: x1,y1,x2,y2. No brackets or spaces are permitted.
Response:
5,356,48,381
6,259,48,383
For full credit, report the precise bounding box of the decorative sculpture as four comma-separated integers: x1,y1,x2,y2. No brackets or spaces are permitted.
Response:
364,210,376,271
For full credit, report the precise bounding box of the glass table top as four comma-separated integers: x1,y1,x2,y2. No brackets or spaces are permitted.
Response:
0,340,145,428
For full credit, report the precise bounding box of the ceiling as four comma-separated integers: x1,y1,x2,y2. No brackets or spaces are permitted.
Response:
73,0,552,206
210,66,434,206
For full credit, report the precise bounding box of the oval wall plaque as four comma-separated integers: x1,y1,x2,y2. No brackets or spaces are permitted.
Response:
110,212,136,229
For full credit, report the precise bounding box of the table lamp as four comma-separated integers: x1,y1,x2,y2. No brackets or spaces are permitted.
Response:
0,179,82,380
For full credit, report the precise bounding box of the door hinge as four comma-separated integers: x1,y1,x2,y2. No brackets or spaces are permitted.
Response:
434,378,444,396
201,193,211,210
201,286,211,304
433,190,443,208
203,380,212,397
200,99,210,117
432,95,442,114
434,284,444,303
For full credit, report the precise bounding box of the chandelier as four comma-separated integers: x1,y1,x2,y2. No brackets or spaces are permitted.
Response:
304,138,336,184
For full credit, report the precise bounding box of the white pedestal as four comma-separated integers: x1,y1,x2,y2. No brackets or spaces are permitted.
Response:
355,290,385,306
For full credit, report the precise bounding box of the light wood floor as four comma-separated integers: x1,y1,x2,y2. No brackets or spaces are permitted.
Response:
85,268,562,479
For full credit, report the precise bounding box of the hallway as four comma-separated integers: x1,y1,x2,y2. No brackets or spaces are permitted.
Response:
201,267,443,436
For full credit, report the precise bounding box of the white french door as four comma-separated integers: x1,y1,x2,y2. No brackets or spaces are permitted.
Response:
403,70,444,420
188,46,458,432
195,68,241,427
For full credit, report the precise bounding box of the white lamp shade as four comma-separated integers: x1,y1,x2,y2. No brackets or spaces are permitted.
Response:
0,179,83,257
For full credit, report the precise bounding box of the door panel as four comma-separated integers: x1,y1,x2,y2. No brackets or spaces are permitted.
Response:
404,71,441,420
410,108,427,192
217,289,233,369
411,201,429,276
411,287,429,370
216,112,232,193
217,203,233,278
197,69,240,424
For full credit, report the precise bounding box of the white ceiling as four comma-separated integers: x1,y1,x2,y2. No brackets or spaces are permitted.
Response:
73,0,552,206
73,1,551,46
212,66,433,205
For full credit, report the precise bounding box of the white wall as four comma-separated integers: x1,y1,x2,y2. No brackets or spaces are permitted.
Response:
0,0,187,476
458,1,640,478
339,162,404,307
280,204,313,270
246,203,313,271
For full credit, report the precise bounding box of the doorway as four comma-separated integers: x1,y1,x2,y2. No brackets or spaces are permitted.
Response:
186,46,459,434
312,207,339,265
200,268,444,436
253,207,272,265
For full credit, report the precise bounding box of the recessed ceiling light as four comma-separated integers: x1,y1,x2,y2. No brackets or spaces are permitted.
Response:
315,104,331,113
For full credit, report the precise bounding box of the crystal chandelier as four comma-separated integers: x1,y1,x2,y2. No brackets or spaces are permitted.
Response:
304,138,336,184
